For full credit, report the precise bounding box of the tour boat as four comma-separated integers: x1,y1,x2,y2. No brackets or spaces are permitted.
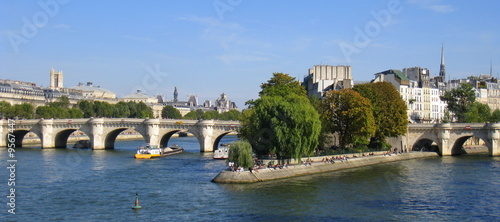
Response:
213,144,230,159
134,144,183,159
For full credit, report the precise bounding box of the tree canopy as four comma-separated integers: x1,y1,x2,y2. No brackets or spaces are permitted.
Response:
440,83,476,122
162,105,182,119
227,140,254,168
353,82,408,148
240,73,321,161
320,89,375,150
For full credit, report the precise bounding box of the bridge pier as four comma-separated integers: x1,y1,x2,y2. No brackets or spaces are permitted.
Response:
193,120,216,152
487,123,500,156
143,119,160,147
87,118,105,149
437,123,452,156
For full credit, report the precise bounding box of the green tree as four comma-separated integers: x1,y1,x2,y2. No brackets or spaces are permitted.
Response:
94,101,113,117
161,105,182,119
68,108,84,118
133,102,154,118
51,95,71,109
259,72,306,97
353,82,408,149
219,109,241,121
227,140,254,169
240,73,321,162
35,106,56,119
464,102,491,123
12,103,34,119
440,83,476,122
491,109,500,122
114,102,131,118
320,89,375,150
77,100,95,118
202,110,219,120
183,110,198,120
0,101,12,118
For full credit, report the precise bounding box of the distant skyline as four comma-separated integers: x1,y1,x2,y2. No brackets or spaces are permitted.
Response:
1,0,499,108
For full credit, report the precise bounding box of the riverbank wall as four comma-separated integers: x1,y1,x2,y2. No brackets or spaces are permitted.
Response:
212,152,439,183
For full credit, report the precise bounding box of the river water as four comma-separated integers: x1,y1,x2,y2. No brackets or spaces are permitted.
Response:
1,135,499,221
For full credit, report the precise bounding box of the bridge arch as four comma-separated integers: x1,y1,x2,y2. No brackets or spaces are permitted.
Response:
212,132,237,151
104,128,146,149
8,130,38,148
412,138,439,152
450,135,489,156
159,130,184,148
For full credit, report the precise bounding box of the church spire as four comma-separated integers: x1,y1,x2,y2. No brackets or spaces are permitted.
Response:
438,44,446,82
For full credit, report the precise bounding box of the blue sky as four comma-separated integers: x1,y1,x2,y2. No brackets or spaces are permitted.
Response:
1,0,499,108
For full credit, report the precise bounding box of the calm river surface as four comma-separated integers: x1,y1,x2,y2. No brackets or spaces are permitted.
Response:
1,135,499,221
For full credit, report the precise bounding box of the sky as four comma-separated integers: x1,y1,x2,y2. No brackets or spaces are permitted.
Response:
1,0,499,109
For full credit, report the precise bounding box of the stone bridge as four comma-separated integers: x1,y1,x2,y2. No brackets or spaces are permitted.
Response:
402,123,500,156
0,118,240,152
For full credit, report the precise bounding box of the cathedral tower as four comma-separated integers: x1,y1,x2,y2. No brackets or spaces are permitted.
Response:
50,67,64,89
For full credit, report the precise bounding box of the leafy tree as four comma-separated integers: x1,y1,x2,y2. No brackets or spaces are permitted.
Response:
0,101,12,118
320,89,375,150
50,95,71,109
227,140,254,169
202,110,220,120
219,109,241,121
464,102,491,123
132,102,154,118
440,83,476,122
353,82,407,149
161,105,182,119
77,100,95,118
259,72,306,97
36,106,56,119
491,109,500,122
195,109,204,120
68,108,84,118
114,102,131,118
12,103,34,119
94,101,113,117
183,110,198,120
240,73,321,162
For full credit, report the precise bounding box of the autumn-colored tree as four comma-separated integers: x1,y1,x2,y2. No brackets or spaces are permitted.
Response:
353,82,408,148
320,89,375,150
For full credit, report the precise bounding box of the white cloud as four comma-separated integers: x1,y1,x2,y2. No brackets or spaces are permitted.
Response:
407,0,456,13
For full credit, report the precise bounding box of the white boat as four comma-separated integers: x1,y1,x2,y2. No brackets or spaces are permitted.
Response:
214,144,230,159
135,144,183,159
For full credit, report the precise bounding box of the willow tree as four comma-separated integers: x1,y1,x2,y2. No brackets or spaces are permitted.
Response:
227,140,254,168
320,89,375,150
353,82,407,148
240,73,321,162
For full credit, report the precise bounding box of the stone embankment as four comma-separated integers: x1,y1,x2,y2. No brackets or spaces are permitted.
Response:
212,152,439,183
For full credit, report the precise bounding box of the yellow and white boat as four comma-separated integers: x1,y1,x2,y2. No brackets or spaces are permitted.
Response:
134,144,183,159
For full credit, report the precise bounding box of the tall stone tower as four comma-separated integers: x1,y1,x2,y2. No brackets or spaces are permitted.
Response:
173,87,179,103
50,67,64,89
438,45,446,83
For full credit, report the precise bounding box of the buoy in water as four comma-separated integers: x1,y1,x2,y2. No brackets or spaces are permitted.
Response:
132,192,142,209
